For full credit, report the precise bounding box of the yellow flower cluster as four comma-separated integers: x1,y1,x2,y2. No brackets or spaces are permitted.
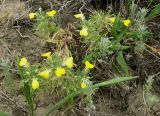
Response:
25,11,134,92
19,52,95,90
79,61,95,89
19,53,76,89
28,10,57,20
74,13,88,37
109,16,131,27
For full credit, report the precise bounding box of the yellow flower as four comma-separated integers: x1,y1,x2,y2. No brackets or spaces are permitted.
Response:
85,61,94,69
74,13,85,20
41,52,51,58
81,82,87,89
38,70,50,79
32,79,39,90
64,57,74,68
28,12,37,19
123,19,131,27
19,57,29,68
80,28,88,37
109,17,115,23
55,68,65,77
47,10,57,17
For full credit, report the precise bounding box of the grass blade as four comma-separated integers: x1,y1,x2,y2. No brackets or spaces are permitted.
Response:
146,4,160,21
24,81,33,116
116,51,128,75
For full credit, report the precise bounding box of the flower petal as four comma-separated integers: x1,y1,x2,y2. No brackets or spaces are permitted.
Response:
80,28,88,37
32,79,39,90
38,70,50,79
55,68,65,77
85,61,94,69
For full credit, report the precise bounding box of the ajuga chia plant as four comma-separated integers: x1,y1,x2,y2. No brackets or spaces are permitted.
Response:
76,11,134,76
20,2,160,115
28,8,60,39
75,2,160,76
17,50,97,115
18,57,38,116
18,51,137,116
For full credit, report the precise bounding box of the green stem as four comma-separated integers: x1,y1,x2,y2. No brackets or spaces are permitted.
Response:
92,76,138,89
45,76,138,116
45,90,81,116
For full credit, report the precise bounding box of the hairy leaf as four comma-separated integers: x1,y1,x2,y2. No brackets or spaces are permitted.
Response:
116,51,128,75
146,4,160,21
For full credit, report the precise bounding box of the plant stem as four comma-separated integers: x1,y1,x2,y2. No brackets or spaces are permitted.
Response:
92,76,138,89
45,90,81,116
45,76,138,116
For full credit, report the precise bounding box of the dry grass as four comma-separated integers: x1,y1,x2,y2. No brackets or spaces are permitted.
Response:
0,0,26,31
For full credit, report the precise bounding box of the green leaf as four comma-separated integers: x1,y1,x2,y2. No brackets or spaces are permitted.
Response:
146,4,160,21
116,51,128,75
110,42,130,51
83,52,98,62
110,42,121,51
24,81,33,116
111,61,121,74
134,42,145,56
120,45,130,50
129,0,138,21
111,14,121,36
115,28,128,42
0,112,8,116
